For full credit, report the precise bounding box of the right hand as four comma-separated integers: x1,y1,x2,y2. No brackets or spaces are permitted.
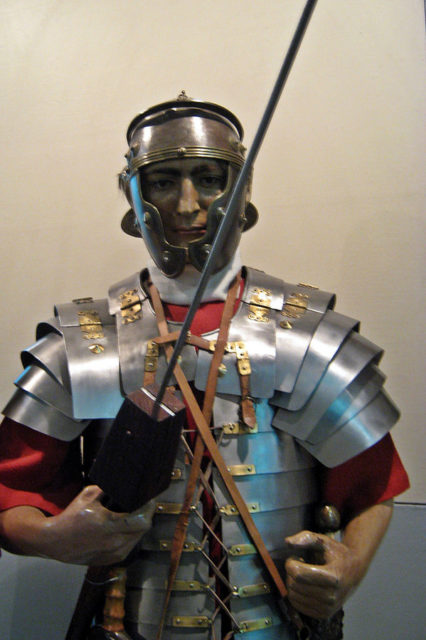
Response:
44,485,155,565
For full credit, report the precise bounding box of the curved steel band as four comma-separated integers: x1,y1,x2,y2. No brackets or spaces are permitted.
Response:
129,146,244,171
3,267,400,464
127,114,245,170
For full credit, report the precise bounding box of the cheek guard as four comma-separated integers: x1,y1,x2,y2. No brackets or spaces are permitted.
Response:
124,165,257,278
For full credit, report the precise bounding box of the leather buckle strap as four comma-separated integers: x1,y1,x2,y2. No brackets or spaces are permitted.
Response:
151,273,241,640
147,275,304,640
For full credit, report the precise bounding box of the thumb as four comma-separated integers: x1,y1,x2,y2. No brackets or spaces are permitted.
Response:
285,530,325,552
79,484,105,503
285,530,327,566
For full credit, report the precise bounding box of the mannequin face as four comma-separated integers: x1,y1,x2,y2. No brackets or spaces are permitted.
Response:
141,158,227,248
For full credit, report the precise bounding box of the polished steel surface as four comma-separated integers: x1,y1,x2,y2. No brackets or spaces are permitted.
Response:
284,310,359,409
14,365,73,417
21,332,67,386
2,388,87,441
301,389,400,466
272,331,383,441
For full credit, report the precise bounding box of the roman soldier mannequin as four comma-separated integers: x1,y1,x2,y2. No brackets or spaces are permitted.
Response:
0,95,409,639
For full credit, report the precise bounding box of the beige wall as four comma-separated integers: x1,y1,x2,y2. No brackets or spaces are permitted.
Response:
1,0,424,502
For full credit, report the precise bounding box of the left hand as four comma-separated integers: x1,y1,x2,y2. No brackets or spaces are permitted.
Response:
285,530,360,619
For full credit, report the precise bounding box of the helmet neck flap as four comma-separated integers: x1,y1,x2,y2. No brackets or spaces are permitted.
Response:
120,95,258,278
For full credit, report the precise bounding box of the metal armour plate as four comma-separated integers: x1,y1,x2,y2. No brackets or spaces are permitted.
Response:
272,332,383,441
14,365,73,418
2,388,88,441
21,332,68,387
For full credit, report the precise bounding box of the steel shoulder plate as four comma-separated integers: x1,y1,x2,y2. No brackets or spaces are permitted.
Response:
301,388,400,467
275,283,338,394
195,268,285,397
14,365,73,418
3,328,88,439
35,316,61,340
109,271,197,393
55,297,123,419
272,323,399,467
21,331,68,388
2,387,88,441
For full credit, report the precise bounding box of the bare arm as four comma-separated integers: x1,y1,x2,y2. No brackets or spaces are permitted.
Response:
0,485,155,566
285,499,393,619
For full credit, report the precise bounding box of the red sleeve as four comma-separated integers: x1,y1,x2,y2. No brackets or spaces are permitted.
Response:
0,417,83,516
321,433,410,525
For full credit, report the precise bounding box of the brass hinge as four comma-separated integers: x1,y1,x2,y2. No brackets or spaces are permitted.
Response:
226,464,256,476
73,297,94,304
144,340,159,373
238,617,274,633
220,502,259,517
234,342,251,376
78,310,104,340
167,579,204,592
281,292,309,319
232,582,271,598
223,422,258,435
248,304,270,323
155,502,182,515
249,287,272,308
208,340,251,375
228,544,256,556
158,540,200,552
170,467,182,480
119,288,142,324
172,616,211,628
248,288,272,322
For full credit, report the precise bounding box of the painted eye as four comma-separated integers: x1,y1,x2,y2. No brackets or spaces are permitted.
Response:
199,175,225,188
148,178,174,190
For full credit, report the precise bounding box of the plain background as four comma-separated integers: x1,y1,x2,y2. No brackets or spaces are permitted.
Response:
0,2,424,637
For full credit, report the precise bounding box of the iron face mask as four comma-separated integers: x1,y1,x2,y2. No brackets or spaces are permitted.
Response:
119,95,258,278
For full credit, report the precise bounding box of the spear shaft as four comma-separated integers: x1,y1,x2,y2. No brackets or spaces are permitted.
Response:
154,0,318,412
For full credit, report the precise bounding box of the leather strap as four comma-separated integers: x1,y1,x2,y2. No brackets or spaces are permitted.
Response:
239,372,257,429
152,274,241,640
148,276,296,640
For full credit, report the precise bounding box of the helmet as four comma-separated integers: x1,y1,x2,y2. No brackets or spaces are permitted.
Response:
119,92,258,277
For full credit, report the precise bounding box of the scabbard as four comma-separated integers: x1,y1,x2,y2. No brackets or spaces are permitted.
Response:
65,566,110,640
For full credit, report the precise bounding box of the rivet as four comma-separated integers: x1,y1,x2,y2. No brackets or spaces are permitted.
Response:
88,344,104,354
